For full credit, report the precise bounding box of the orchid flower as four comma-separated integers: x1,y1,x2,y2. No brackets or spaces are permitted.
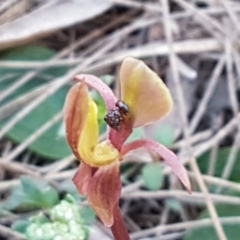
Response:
64,57,191,239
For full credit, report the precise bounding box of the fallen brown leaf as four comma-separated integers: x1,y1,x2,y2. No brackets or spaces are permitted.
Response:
0,0,112,50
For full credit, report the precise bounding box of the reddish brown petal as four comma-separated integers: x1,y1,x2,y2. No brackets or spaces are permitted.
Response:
64,82,89,159
121,139,191,193
87,162,121,227
72,162,93,195
75,74,117,110
109,121,132,151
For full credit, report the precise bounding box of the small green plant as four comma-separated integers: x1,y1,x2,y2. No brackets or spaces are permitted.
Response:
3,176,59,211
12,195,89,240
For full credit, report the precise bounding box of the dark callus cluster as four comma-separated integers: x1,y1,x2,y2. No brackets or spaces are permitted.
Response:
104,100,129,131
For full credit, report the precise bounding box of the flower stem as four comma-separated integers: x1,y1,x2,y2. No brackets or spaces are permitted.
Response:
110,205,131,240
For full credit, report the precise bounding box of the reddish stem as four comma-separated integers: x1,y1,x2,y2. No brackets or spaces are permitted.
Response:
110,205,131,240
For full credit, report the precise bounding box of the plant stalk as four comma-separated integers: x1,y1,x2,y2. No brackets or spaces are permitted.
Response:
110,205,131,240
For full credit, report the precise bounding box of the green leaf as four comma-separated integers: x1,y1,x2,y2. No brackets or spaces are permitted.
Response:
198,147,240,182
0,46,67,77
127,127,145,143
57,121,66,138
80,206,96,225
12,220,30,234
3,187,26,210
21,176,45,203
166,198,181,212
21,177,59,208
90,91,107,134
141,162,163,190
100,74,114,85
153,124,175,147
59,180,82,201
0,89,71,159
42,186,59,207
4,176,59,210
0,45,72,159
184,203,240,240
30,213,49,225
0,204,4,216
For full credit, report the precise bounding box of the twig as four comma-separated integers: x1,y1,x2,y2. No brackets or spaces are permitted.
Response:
124,215,140,232
57,11,137,58
0,82,51,121
218,36,240,191
233,51,240,87
0,73,20,83
221,0,240,35
225,38,239,115
2,141,12,158
172,0,226,43
0,58,83,69
220,133,240,181
188,171,240,192
0,0,21,13
87,38,222,73
112,0,161,12
113,0,240,18
156,207,170,237
44,155,75,175
122,180,143,194
0,71,40,104
189,56,225,133
161,0,227,239
0,158,39,177
0,169,77,192
0,224,25,240
172,4,240,21
192,112,240,158
208,143,218,176
130,216,240,239
122,189,240,205
173,130,212,149
158,232,185,240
